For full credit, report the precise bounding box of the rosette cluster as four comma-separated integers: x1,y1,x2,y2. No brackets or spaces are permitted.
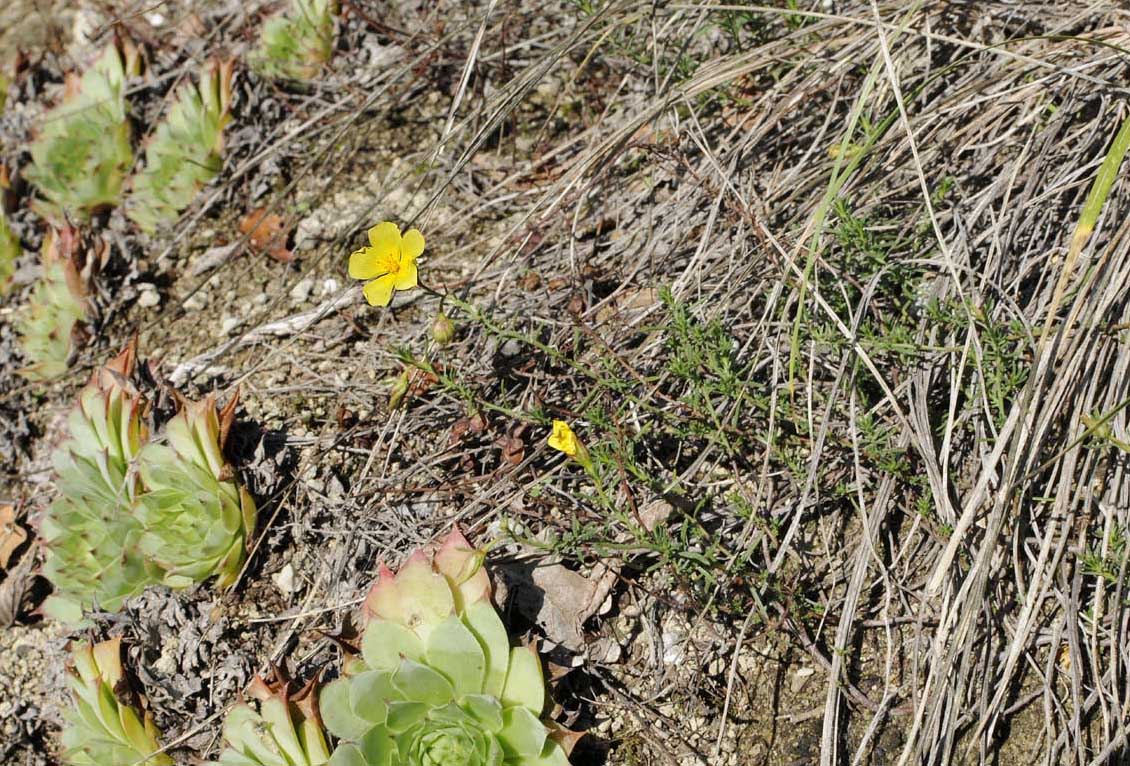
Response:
41,344,257,623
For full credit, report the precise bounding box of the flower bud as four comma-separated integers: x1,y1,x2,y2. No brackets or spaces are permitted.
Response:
389,370,410,409
431,312,456,345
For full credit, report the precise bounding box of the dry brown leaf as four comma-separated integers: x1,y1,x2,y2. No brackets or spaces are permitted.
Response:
0,504,27,569
501,559,619,653
0,548,33,627
239,208,294,263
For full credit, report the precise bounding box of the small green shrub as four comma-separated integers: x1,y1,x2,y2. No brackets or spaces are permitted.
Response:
252,0,339,81
24,41,138,222
126,60,234,232
17,227,89,380
60,638,173,766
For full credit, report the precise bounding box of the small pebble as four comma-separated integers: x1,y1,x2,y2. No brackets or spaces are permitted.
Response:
290,277,315,303
184,293,208,311
137,284,161,308
272,563,296,595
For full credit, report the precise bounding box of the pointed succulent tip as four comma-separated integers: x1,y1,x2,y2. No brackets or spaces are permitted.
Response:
218,387,241,450
440,525,472,549
362,562,398,621
69,640,98,683
405,548,431,568
245,675,275,702
93,338,138,391
434,526,491,606
292,674,324,725
91,636,124,684
189,392,219,420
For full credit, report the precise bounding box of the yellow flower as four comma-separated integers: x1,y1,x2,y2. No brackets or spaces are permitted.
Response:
349,221,425,307
548,420,580,457
548,419,591,471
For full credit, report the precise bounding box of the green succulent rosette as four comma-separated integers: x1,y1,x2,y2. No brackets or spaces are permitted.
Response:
25,41,138,222
17,227,89,380
60,638,173,766
252,0,338,81
217,674,331,766
319,530,578,766
41,344,162,623
127,59,234,233
135,395,257,588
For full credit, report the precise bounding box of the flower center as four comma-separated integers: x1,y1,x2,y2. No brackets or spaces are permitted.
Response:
377,250,401,277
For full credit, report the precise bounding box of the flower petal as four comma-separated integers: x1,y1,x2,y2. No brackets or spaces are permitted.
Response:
349,247,383,280
363,275,397,307
368,221,401,251
547,420,577,457
401,228,425,261
394,259,418,291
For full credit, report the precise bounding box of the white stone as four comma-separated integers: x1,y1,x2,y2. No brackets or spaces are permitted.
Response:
272,563,296,594
290,277,315,303
184,293,208,311
137,284,160,308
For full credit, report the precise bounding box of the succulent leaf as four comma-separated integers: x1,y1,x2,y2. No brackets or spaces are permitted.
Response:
320,529,578,766
251,0,339,81
126,59,234,232
24,42,137,222
60,639,173,766
425,615,486,698
361,618,425,671
500,646,544,715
